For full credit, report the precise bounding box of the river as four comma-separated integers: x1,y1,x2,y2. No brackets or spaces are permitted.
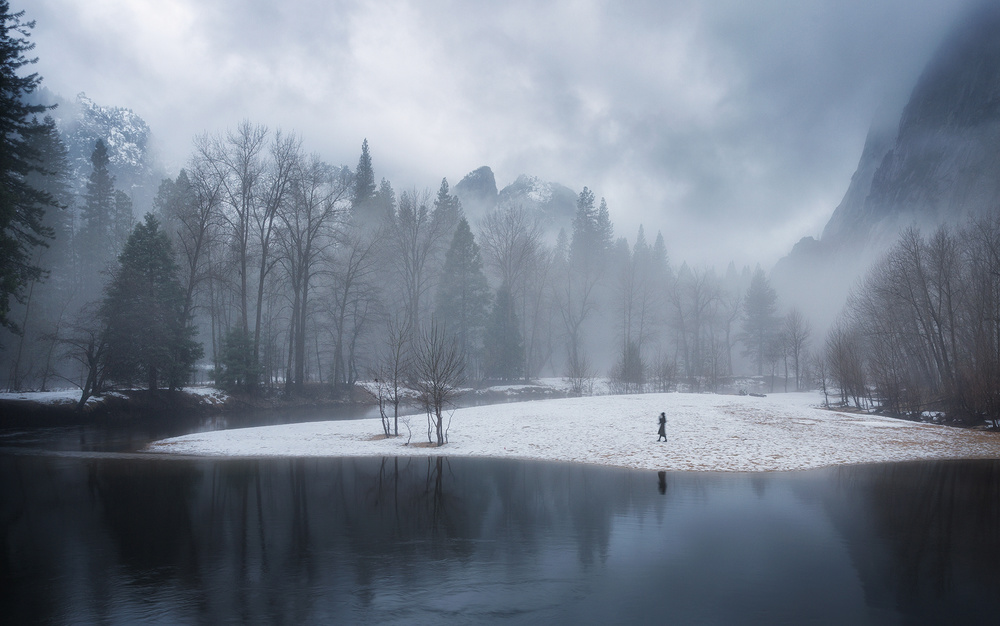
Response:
2,410,999,624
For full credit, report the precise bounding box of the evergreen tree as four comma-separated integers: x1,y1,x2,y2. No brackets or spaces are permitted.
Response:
78,139,116,290
433,217,490,373
111,189,134,255
24,116,72,273
484,282,523,381
569,186,596,267
652,231,670,279
152,168,194,241
99,213,201,390
569,187,614,269
596,197,614,252
740,266,779,376
82,139,114,232
6,115,73,390
78,140,134,296
372,176,395,221
0,1,56,333
610,339,645,394
432,177,462,241
561,187,613,376
217,326,257,392
350,138,376,219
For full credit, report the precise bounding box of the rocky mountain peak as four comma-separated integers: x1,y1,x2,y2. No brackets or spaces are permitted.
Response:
825,3,1000,248
774,3,1000,330
453,166,498,220
50,92,161,216
498,174,578,235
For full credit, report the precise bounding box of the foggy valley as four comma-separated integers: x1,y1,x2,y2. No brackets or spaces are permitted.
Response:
5,1,1000,622
4,1,998,417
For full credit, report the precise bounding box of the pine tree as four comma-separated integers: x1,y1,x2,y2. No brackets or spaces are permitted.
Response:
569,187,614,269
0,1,56,333
217,327,256,392
111,189,134,255
484,282,523,381
100,213,201,390
6,115,72,390
740,266,779,376
596,197,614,251
82,139,114,232
373,177,395,221
432,177,462,241
152,168,194,242
433,217,490,373
78,139,116,292
24,116,72,273
350,138,377,220
569,187,596,267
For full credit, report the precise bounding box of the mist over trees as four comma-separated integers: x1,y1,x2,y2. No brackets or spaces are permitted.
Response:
0,1,877,415
4,101,822,403
823,220,1000,426
99,214,200,392
1,73,823,407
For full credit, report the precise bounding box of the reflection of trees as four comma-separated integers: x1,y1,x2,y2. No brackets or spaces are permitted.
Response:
1,456,68,625
2,455,684,621
834,460,1000,622
9,455,1000,622
89,458,201,575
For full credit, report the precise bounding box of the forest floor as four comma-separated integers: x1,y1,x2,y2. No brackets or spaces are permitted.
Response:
147,391,1000,472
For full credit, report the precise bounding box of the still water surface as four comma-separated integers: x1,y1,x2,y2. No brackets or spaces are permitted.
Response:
3,447,1000,624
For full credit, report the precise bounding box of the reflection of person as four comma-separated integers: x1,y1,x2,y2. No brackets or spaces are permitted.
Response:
657,412,667,442
658,471,667,494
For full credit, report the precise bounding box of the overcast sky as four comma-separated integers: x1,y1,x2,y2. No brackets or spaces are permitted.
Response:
27,0,977,268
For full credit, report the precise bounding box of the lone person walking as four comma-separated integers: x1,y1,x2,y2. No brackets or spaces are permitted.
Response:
657,412,667,442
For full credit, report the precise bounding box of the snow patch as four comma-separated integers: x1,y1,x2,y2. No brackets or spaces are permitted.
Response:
147,392,1000,472
1,386,228,407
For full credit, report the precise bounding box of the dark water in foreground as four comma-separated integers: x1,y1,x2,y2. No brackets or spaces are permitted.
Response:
0,403,382,453
3,453,1000,624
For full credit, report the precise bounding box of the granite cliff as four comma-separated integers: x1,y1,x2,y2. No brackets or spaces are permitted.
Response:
774,4,1000,328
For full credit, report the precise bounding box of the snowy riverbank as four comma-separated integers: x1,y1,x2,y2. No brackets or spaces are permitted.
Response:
147,392,1000,472
0,386,231,425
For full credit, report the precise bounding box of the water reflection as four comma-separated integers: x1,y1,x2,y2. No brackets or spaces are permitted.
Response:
830,461,1000,624
2,456,1000,623
0,403,382,453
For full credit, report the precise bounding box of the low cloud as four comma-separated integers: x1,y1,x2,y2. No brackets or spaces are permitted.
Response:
28,0,977,266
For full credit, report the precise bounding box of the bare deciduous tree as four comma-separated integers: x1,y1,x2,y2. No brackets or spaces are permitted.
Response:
199,122,267,339
384,189,448,335
372,313,412,437
57,304,108,410
825,318,868,409
251,132,300,375
278,155,348,393
782,308,811,391
412,322,465,446
326,224,382,392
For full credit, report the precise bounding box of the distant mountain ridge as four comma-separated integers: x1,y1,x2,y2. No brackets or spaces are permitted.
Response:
827,3,1000,247
30,89,160,217
454,167,578,237
774,3,1000,328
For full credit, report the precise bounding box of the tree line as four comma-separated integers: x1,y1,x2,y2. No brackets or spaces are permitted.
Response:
824,220,1000,426
3,4,819,418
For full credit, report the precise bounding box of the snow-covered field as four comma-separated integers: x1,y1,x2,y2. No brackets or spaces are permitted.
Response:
148,392,1000,472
